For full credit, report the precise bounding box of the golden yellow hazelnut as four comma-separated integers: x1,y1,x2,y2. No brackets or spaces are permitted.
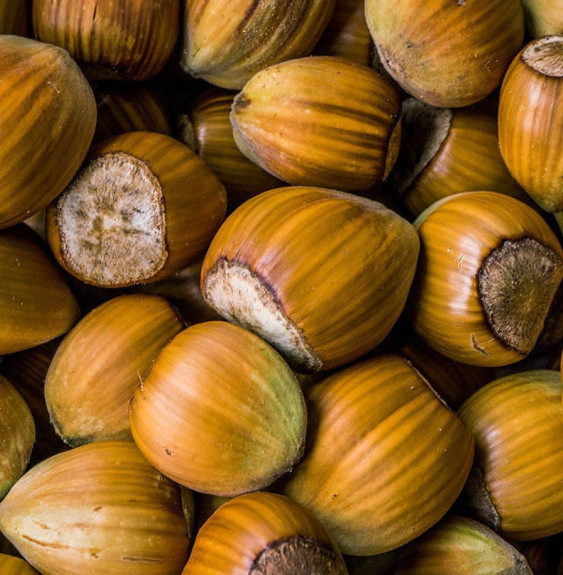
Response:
180,87,285,211
181,0,336,89
283,354,475,556
498,35,563,212
230,56,402,191
0,553,39,574
390,98,527,220
313,0,373,66
183,492,348,574
458,369,563,541
0,35,96,228
365,0,525,107
407,191,563,367
0,375,35,500
521,0,563,37
394,515,533,574
0,224,80,355
46,131,227,288
45,294,185,446
0,441,192,574
201,186,419,373
32,0,180,80
129,321,307,496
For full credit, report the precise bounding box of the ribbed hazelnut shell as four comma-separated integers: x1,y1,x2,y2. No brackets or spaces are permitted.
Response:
200,186,419,373
392,100,526,219
46,131,227,288
129,321,307,496
181,0,336,89
0,441,191,575
93,82,173,143
498,36,563,212
0,35,96,228
458,369,563,541
0,224,79,355
0,375,35,499
283,354,475,556
230,56,402,191
313,0,373,66
183,492,347,573
32,0,180,80
0,338,69,464
408,191,563,366
0,1,30,35
394,515,533,574
365,0,525,107
45,294,185,446
186,88,285,211
0,554,39,575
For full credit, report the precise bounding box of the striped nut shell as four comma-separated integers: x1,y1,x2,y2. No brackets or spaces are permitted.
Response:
230,56,402,191
498,35,563,212
365,0,525,107
183,492,347,574
181,0,336,89
407,191,563,367
458,369,563,541
283,354,475,556
200,186,420,373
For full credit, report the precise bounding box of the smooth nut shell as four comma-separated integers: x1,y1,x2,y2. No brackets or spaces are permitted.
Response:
181,0,336,89
32,0,180,80
0,441,191,575
0,224,80,355
45,294,185,446
365,0,525,107
498,36,563,212
0,375,35,499
408,191,563,366
183,492,348,574
283,354,475,556
0,35,96,228
230,56,402,191
458,369,563,541
129,321,307,496
201,186,419,373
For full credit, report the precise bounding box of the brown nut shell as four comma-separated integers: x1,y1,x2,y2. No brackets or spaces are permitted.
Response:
181,0,336,89
32,0,180,81
129,321,307,497
0,375,35,499
46,131,227,288
408,191,563,366
313,0,373,66
283,354,475,556
45,294,185,446
458,369,563,541
0,224,80,355
498,36,563,212
230,56,402,191
394,515,533,575
182,87,285,211
201,186,419,373
0,441,191,575
365,0,525,107
0,35,96,228
183,492,348,574
390,98,526,219
0,1,30,36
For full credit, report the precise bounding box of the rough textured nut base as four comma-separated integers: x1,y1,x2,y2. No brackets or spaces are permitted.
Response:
55,153,167,286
